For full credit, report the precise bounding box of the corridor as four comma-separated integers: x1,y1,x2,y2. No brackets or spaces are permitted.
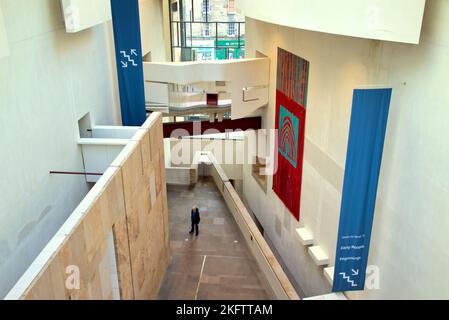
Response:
158,177,271,300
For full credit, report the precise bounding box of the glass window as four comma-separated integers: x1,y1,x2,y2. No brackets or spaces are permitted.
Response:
227,23,235,36
202,23,211,37
170,0,245,62
202,0,211,19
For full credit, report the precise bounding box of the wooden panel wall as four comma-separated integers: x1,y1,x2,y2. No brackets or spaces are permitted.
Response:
115,116,170,300
5,113,169,300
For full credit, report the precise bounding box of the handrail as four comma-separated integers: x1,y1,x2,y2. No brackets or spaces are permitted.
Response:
170,21,245,56
242,85,268,102
200,151,300,300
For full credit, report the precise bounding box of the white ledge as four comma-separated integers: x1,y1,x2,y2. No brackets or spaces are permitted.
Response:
308,246,329,266
324,266,334,284
78,138,130,146
304,293,347,300
92,126,139,139
295,228,314,246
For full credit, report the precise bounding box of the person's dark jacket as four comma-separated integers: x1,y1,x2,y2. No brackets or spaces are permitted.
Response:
191,209,200,224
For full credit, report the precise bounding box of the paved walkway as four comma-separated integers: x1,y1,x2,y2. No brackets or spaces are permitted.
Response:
158,177,270,300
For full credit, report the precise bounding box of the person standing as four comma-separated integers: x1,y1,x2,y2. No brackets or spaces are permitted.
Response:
189,206,200,236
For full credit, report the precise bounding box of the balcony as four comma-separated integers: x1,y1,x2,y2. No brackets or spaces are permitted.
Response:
143,57,269,120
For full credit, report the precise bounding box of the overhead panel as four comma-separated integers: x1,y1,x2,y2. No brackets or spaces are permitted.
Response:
236,0,426,44
61,0,112,33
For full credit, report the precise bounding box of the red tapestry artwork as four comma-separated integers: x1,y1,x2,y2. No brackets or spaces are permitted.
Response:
272,48,310,221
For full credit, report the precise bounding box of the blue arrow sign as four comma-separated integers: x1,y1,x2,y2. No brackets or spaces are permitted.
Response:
110,0,146,126
333,88,392,292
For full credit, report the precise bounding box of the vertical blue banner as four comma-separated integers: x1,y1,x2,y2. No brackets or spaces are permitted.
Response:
110,0,146,126
333,88,392,292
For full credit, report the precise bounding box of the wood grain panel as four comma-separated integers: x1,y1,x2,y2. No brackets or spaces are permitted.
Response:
113,215,134,300
7,113,170,300
118,114,170,300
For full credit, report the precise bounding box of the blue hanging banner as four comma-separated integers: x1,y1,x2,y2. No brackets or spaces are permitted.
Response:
110,0,146,126
333,88,392,292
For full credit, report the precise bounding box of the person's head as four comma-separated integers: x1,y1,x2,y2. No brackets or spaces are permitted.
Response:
192,206,198,213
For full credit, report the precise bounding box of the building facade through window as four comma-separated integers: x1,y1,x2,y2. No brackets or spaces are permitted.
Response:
169,0,245,62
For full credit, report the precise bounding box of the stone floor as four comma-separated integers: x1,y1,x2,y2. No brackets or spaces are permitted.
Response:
158,177,271,300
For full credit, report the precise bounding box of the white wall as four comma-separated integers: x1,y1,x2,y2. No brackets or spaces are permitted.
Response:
236,0,426,44
139,0,169,104
139,0,167,61
0,0,120,297
169,137,245,180
0,3,9,58
242,0,449,299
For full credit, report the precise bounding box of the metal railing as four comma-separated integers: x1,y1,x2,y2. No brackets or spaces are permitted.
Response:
170,21,245,61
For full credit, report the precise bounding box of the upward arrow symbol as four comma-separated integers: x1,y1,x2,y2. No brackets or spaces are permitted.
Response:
130,49,138,56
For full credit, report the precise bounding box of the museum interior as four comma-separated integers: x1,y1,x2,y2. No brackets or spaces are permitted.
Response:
0,0,447,301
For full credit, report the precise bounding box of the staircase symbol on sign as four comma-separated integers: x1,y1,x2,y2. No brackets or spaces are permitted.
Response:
120,49,138,68
339,269,359,287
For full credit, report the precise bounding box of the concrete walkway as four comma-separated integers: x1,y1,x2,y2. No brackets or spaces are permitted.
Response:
158,177,270,300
